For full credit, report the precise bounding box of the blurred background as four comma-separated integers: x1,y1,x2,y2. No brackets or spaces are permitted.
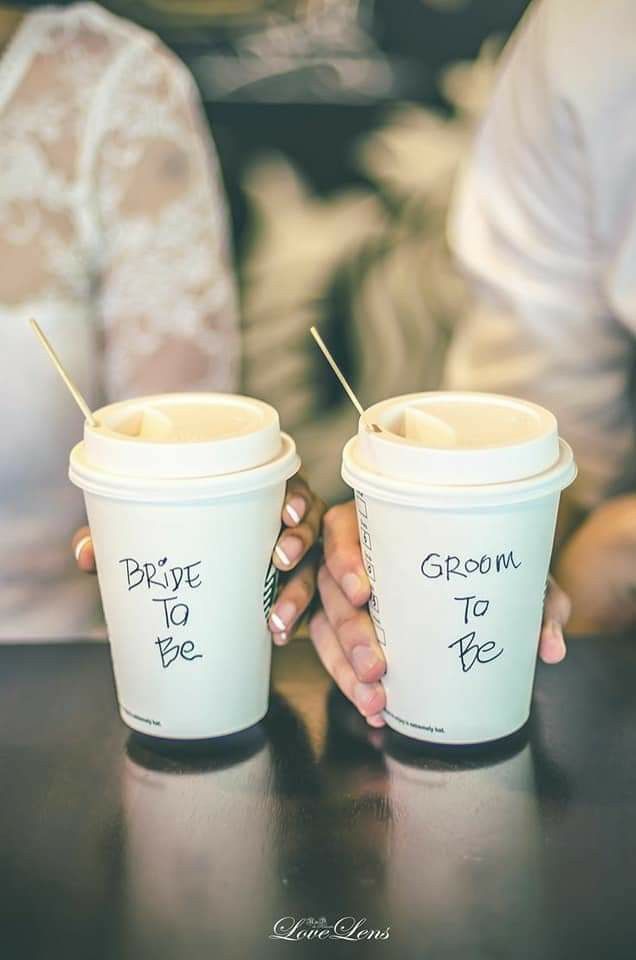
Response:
75,0,531,501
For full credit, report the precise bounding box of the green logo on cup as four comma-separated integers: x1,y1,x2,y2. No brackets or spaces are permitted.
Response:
263,559,279,621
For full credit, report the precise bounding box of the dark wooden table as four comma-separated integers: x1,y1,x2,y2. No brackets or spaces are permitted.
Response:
1,635,635,959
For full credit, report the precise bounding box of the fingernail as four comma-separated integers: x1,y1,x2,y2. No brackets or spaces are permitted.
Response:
342,571,365,604
284,497,306,525
74,535,92,563
550,620,567,655
270,602,297,632
354,681,377,712
275,536,303,567
351,644,380,679
366,713,386,728
272,631,288,646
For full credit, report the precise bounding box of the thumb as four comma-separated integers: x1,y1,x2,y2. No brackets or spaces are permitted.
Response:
539,575,571,664
72,526,96,573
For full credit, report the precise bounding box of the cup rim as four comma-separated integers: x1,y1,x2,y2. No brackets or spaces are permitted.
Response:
342,437,576,508
356,391,562,487
69,432,300,503
83,392,283,480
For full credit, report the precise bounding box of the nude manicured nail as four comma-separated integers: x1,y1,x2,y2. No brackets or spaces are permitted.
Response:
272,631,288,646
284,497,306,525
275,536,303,567
351,644,380,679
274,544,290,566
74,535,92,563
270,602,297,632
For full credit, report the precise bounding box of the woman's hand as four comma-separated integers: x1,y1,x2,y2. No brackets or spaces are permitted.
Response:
72,526,95,572
72,471,326,644
310,499,572,727
268,472,325,644
553,494,636,634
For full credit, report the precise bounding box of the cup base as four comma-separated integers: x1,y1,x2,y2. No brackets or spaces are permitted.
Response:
119,705,269,753
125,717,268,760
126,725,268,768
383,714,530,758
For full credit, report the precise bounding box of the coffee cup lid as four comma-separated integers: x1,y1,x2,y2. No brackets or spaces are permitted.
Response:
342,392,576,506
69,393,300,501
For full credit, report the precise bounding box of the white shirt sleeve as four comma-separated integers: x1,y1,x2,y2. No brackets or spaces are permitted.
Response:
91,37,240,401
444,0,636,511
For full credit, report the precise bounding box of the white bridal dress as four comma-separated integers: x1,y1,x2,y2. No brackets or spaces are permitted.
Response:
0,3,239,639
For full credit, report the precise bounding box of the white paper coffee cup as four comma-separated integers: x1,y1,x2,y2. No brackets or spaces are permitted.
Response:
342,392,576,745
69,393,299,740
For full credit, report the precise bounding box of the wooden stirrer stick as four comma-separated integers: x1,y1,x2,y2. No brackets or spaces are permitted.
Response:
309,326,381,433
29,318,98,428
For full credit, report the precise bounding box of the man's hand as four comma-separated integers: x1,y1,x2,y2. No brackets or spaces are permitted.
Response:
311,499,571,726
554,494,636,634
309,501,386,727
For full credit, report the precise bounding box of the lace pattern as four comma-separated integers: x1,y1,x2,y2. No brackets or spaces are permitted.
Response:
0,3,239,639
0,3,238,396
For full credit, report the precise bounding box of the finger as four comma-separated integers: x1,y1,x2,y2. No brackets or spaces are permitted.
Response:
282,473,313,528
539,620,566,665
269,554,318,645
539,576,571,664
323,501,371,606
317,564,385,682
366,712,386,728
309,611,386,718
274,492,325,572
72,526,96,573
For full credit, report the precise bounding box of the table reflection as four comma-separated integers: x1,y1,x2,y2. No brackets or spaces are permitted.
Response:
316,684,551,955
385,734,548,956
119,694,317,959
117,674,560,956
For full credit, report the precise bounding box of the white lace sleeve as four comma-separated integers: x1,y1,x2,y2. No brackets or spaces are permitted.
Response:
91,38,240,401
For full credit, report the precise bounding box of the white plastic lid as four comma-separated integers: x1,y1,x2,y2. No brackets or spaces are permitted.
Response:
342,392,576,507
69,393,300,502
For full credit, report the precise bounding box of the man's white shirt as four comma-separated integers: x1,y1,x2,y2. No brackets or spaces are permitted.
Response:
445,0,636,510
